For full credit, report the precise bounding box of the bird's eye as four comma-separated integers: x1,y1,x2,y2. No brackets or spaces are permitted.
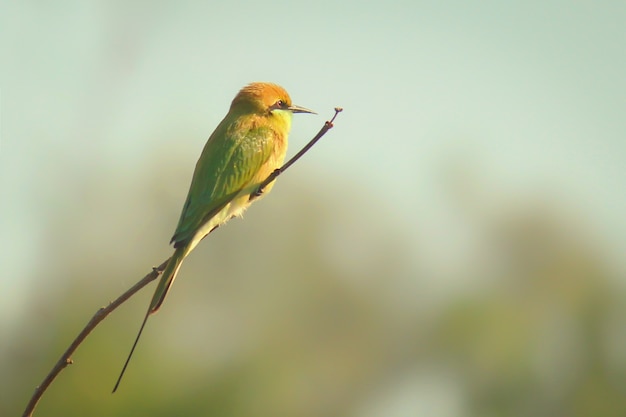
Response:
275,100,285,107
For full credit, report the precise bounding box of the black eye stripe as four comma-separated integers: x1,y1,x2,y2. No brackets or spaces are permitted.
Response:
271,100,287,110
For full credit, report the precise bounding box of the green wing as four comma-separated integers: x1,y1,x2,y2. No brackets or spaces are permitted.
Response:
170,122,275,247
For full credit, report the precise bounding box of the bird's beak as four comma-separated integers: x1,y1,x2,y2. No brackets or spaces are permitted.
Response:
288,104,316,115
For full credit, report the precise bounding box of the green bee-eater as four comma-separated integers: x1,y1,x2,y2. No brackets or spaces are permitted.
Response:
113,82,315,391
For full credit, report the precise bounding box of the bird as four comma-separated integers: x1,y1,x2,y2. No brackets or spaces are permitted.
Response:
113,82,315,392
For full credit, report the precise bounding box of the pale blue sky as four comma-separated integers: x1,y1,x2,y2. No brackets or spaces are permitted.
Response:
1,1,625,328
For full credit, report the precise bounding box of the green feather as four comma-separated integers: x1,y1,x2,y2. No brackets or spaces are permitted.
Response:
171,124,275,247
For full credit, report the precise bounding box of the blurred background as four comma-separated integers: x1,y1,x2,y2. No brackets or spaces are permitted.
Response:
1,1,625,416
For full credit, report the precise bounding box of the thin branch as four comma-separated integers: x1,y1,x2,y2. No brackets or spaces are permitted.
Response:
251,107,343,199
22,107,342,417
21,259,169,417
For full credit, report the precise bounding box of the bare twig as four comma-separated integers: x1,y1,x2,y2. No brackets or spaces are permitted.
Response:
22,107,342,417
251,107,343,199
21,259,170,417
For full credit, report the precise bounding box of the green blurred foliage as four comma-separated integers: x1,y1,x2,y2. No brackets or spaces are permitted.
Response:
3,2,624,416
3,149,624,417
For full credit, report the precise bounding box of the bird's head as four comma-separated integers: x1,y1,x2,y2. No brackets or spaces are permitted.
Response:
230,82,316,122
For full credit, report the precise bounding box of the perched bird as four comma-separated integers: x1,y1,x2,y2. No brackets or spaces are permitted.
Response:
113,82,315,391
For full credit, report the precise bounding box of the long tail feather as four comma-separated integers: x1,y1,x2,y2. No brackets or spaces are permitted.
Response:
112,309,150,392
112,246,187,392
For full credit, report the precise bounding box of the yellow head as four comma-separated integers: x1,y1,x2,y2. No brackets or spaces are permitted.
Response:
230,82,315,127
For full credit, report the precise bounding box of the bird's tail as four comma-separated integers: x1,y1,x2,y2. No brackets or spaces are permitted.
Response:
149,245,188,313
112,246,188,392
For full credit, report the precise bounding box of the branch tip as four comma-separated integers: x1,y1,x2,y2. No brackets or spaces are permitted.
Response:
252,106,342,196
